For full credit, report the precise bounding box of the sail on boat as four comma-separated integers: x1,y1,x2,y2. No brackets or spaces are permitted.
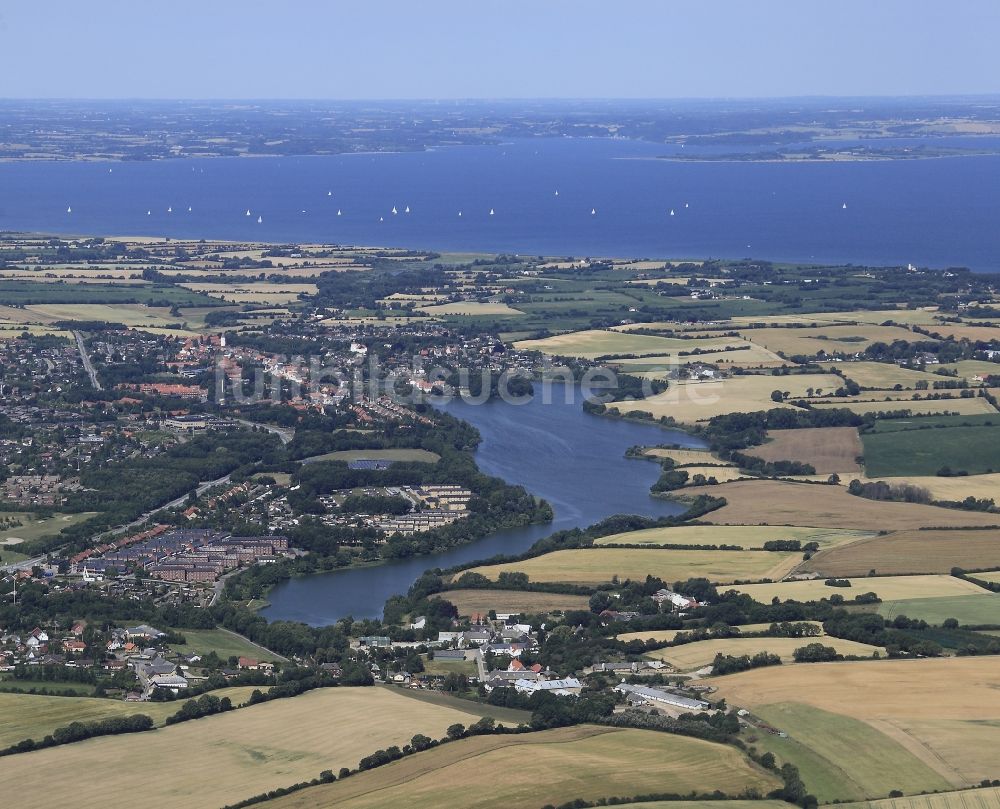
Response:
404,205,410,214
458,211,463,217
66,206,72,214
554,190,559,196
167,206,172,213
391,206,398,215
670,209,675,216
379,216,384,222
146,210,151,216
327,191,332,196
591,208,596,215
337,209,342,216
489,208,494,216
257,215,263,224
842,203,848,209
188,206,192,212
684,202,689,208
245,209,251,216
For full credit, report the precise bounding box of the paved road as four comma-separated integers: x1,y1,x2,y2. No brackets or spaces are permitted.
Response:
73,331,102,390
235,419,294,445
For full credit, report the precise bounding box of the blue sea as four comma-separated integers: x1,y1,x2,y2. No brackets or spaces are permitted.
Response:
1,137,999,270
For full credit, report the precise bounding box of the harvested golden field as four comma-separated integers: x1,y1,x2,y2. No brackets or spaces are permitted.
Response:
181,282,318,303
618,373,833,423
810,396,997,417
801,529,1000,576
923,323,1000,342
513,329,738,360
714,657,1000,786
677,465,748,483
839,787,1000,809
728,573,984,604
466,547,801,586
262,725,780,809
0,687,492,809
844,472,1000,502
417,301,524,316
820,361,940,389
645,636,880,671
439,588,591,616
746,426,863,474
617,621,824,644
24,303,182,328
640,446,721,465
738,324,916,357
0,687,259,748
593,524,872,549
610,341,785,370
684,479,1000,530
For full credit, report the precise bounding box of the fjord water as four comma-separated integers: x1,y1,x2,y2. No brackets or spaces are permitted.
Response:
262,387,705,624
3,138,1000,270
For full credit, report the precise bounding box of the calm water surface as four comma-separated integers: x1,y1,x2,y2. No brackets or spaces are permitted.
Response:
2,138,999,270
262,386,705,624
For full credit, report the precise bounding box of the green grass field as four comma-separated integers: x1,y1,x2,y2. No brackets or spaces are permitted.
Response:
862,423,1000,476
0,511,98,544
0,687,259,748
0,679,95,696
876,593,1000,625
749,703,952,803
420,655,476,677
303,448,441,464
168,628,286,662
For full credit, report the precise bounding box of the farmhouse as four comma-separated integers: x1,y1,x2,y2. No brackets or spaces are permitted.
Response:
514,677,583,696
614,683,710,712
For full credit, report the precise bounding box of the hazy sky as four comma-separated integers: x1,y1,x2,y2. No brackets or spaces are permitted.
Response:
1,1,998,99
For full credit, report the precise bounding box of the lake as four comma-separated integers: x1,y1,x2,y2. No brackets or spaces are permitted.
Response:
2,137,999,270
261,385,706,624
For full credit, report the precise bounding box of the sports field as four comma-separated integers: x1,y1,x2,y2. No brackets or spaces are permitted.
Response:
467,547,801,586
644,636,880,671
438,588,591,616
0,687,258,749
801,529,1000,577
0,687,495,809
728,573,984,604
746,426,863,474
684,479,1000,530
593,524,872,549
0,511,98,544
261,725,780,809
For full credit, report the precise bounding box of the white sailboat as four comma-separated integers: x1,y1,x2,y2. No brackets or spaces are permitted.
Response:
842,202,848,209
554,190,559,196
146,210,151,216
591,208,596,215
684,202,689,208
257,215,263,224
669,209,675,216
167,206,172,213
188,206,192,212
327,191,332,196
245,209,251,216
66,206,72,214
391,206,398,215
458,211,463,217
337,209,342,216
489,208,494,216
379,216,384,222
404,205,410,214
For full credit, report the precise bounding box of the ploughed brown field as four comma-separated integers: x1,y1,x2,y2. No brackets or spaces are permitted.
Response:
800,528,1000,576
682,479,1000,531
744,426,864,474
